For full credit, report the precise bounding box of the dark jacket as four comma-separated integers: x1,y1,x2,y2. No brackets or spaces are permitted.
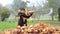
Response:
18,13,33,26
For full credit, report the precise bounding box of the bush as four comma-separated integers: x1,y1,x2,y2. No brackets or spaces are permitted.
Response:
0,7,10,21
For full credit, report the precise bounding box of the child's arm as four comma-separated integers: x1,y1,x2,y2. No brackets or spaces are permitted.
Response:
18,12,33,18
22,12,33,18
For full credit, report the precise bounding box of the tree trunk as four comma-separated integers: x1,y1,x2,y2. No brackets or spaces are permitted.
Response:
52,13,54,21
50,8,54,21
1,17,5,21
58,7,60,21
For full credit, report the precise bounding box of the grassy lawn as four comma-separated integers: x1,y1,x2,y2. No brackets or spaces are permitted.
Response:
41,20,60,26
0,20,39,31
0,21,17,31
0,20,60,31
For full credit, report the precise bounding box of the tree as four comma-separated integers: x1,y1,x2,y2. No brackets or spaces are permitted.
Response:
48,0,59,21
13,0,27,11
4,0,27,20
0,7,10,21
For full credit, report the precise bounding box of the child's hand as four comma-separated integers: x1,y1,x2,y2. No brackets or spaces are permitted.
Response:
27,12,31,16
25,11,30,16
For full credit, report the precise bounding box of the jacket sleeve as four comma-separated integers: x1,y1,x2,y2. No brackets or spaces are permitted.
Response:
22,13,33,18
18,13,33,18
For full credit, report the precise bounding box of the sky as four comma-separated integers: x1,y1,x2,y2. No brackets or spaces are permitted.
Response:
23,0,47,7
0,0,14,6
0,0,47,7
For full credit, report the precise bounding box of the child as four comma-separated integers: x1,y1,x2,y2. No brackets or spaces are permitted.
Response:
18,8,33,27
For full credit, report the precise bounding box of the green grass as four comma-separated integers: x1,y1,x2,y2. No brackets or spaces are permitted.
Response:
41,20,60,26
0,21,17,31
0,20,39,31
0,20,60,31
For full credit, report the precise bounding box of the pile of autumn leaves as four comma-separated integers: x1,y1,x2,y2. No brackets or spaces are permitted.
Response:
1,22,60,34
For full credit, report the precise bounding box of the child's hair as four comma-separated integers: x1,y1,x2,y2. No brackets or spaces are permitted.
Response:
19,8,25,11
